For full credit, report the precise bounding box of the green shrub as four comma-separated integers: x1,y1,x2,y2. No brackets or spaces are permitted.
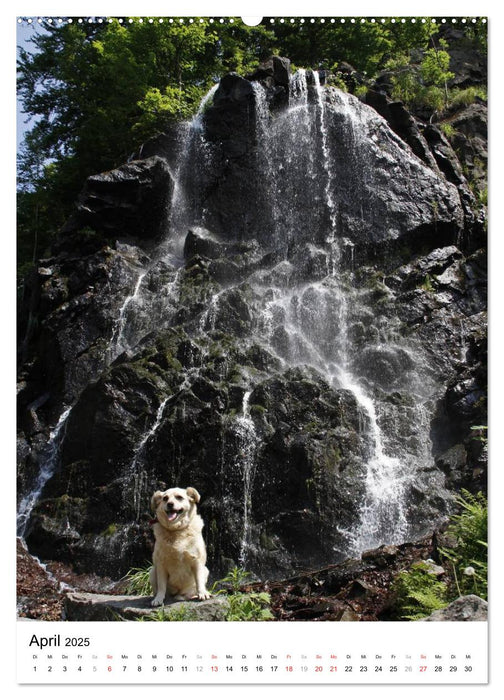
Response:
212,567,275,621
391,562,448,620
440,122,456,138
125,563,152,596
448,86,487,109
441,490,488,600
386,39,487,116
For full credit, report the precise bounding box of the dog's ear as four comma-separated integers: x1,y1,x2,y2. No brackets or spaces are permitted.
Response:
151,491,164,512
186,487,201,504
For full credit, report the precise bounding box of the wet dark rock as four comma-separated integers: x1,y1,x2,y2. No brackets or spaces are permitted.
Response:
63,156,174,243
352,345,415,389
450,103,488,197
247,56,291,91
184,227,228,260
365,90,438,170
18,245,147,414
132,127,181,165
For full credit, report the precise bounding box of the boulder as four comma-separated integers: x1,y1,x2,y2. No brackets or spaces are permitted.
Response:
64,592,230,621
63,156,174,242
421,595,487,621
246,55,291,91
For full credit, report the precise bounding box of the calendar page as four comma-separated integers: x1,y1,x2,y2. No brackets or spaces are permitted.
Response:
15,2,491,689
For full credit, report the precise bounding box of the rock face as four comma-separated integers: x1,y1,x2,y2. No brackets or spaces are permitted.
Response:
63,156,175,242
18,56,487,584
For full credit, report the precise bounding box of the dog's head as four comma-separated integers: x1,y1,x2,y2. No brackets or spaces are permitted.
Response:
150,487,201,530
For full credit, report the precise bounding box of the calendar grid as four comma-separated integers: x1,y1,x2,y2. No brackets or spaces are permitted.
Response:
17,620,488,684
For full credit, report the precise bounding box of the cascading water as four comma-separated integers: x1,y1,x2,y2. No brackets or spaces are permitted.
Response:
108,84,220,361
17,406,72,537
128,396,170,521
16,86,220,541
233,390,259,565
247,70,437,556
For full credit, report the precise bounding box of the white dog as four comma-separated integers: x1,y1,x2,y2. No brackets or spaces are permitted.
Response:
149,486,210,606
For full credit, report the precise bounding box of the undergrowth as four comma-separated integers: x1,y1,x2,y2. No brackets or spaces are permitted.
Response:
440,489,488,600
211,567,274,621
391,489,488,619
125,564,274,621
391,562,448,620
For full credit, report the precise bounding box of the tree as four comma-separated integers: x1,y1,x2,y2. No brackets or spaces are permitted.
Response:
17,18,275,267
269,18,435,74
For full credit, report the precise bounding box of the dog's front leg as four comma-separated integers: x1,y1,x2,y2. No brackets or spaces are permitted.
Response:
151,566,168,607
193,562,211,600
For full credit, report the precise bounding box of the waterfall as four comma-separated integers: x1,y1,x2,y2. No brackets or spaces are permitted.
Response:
339,376,409,552
109,269,148,357
168,83,219,249
17,85,220,536
17,406,72,537
247,73,435,556
312,71,339,270
233,390,259,566
128,397,170,521
19,70,451,578
107,83,221,360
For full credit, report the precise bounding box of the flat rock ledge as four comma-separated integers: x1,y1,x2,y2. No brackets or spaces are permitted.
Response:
421,595,488,621
64,592,230,621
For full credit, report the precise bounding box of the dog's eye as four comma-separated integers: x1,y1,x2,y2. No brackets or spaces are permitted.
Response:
175,495,183,501
162,496,168,502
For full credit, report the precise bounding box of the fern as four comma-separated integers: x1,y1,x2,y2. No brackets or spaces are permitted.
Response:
440,490,488,600
391,562,448,620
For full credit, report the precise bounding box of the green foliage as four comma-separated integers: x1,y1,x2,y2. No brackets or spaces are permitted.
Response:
390,489,488,619
211,567,274,621
17,17,485,274
124,564,274,621
440,490,488,600
211,565,251,593
420,40,454,87
440,122,456,138
272,17,435,76
391,562,448,620
387,38,485,117
353,84,369,99
464,21,488,55
477,188,488,207
226,591,274,621
16,19,274,269
134,84,206,139
326,74,348,92
449,85,487,109
420,273,435,292
388,38,453,113
124,563,152,596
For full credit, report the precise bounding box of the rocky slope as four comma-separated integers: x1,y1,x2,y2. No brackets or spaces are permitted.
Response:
17,47,487,589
